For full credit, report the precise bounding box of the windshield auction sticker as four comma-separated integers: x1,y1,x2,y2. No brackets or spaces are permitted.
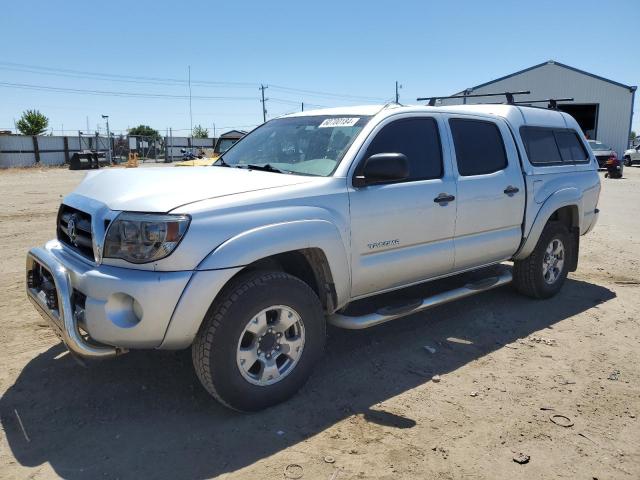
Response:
319,117,360,128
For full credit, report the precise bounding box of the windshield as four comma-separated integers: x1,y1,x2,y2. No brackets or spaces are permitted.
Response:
218,115,372,176
588,140,611,150
217,138,238,153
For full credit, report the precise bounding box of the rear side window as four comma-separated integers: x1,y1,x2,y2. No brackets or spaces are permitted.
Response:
521,128,562,164
521,127,588,165
449,119,507,176
365,117,442,181
554,131,588,161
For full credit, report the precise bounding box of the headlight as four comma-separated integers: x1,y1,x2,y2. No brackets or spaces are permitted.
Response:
104,212,190,263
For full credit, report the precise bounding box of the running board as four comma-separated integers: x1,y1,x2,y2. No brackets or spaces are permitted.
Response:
328,270,513,330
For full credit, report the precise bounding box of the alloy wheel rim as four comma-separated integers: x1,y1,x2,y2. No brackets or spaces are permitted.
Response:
542,238,565,284
236,305,305,386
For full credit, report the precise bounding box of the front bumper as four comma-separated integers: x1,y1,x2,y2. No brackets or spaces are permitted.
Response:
26,240,193,357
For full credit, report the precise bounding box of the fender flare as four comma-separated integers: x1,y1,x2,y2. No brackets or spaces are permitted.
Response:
197,219,351,307
514,188,582,260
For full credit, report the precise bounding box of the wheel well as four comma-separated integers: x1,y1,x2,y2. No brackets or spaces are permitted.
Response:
548,205,579,272
241,249,337,312
548,205,578,230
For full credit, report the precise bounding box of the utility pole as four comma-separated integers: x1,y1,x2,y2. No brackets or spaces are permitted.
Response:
169,127,173,162
102,115,112,163
188,65,193,149
86,116,90,133
260,84,268,123
301,102,304,112
395,81,402,103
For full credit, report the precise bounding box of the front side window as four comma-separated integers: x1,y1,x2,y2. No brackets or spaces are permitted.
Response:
449,118,508,176
364,117,443,181
219,115,371,176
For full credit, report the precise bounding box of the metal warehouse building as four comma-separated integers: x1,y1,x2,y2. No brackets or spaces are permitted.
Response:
440,60,636,157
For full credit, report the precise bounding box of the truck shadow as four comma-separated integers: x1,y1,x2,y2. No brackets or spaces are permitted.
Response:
1,278,614,479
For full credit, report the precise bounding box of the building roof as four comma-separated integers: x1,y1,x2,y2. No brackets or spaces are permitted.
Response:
219,130,248,138
465,60,636,93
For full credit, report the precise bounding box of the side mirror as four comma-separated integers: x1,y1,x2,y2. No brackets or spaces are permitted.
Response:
353,153,409,187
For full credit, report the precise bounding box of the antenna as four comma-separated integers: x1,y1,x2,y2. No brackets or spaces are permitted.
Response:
417,91,531,106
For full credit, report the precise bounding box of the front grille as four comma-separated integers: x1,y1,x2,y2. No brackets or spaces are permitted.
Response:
595,155,609,167
57,205,94,260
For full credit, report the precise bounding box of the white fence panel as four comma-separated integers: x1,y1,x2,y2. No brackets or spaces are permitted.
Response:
0,153,34,167
0,135,33,151
40,152,65,166
37,136,65,150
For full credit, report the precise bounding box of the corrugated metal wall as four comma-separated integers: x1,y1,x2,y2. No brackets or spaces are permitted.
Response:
0,135,220,167
439,62,634,156
0,135,112,168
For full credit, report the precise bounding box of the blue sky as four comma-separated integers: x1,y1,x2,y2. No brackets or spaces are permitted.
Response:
1,0,638,136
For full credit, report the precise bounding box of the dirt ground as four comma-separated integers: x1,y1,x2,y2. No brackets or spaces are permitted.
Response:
0,164,639,480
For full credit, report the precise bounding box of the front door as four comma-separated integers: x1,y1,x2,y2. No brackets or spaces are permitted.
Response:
348,115,457,298
446,116,526,270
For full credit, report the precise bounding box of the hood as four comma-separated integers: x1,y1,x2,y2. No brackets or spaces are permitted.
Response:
72,166,314,212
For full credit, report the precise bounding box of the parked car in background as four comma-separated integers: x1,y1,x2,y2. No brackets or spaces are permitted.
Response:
587,140,623,178
623,144,640,166
587,140,617,168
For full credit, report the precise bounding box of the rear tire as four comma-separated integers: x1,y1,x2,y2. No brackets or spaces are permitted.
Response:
513,222,572,299
192,270,325,411
624,156,632,167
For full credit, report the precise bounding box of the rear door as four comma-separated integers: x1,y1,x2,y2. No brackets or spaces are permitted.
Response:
348,114,457,297
446,116,525,270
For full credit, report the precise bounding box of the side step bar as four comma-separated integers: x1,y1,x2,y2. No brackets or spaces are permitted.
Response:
328,270,513,330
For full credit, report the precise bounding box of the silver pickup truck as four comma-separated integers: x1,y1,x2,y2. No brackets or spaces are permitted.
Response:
26,104,600,411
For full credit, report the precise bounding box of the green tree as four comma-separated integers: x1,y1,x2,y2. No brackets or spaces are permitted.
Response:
192,124,209,138
128,125,160,139
630,130,637,141
16,109,49,135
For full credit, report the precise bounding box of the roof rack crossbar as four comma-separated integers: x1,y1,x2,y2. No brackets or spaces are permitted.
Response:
417,90,531,106
512,98,574,109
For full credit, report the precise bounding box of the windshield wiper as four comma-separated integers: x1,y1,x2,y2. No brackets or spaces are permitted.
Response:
241,164,284,173
213,156,230,167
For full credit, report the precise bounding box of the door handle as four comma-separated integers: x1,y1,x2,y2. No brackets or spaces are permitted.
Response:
503,186,520,195
434,193,455,204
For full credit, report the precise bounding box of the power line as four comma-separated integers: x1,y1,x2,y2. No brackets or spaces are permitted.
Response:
0,62,386,102
269,97,328,108
0,61,257,88
0,81,257,100
270,84,386,102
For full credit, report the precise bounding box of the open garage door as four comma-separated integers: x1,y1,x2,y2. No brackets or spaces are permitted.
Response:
557,103,598,140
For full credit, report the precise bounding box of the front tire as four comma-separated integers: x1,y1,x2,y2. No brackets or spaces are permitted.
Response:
624,156,632,167
513,222,572,299
192,270,325,411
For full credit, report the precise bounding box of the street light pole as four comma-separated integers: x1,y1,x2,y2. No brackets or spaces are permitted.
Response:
102,115,112,164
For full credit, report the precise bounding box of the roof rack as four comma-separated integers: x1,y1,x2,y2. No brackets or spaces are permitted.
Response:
512,98,574,109
417,91,531,106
